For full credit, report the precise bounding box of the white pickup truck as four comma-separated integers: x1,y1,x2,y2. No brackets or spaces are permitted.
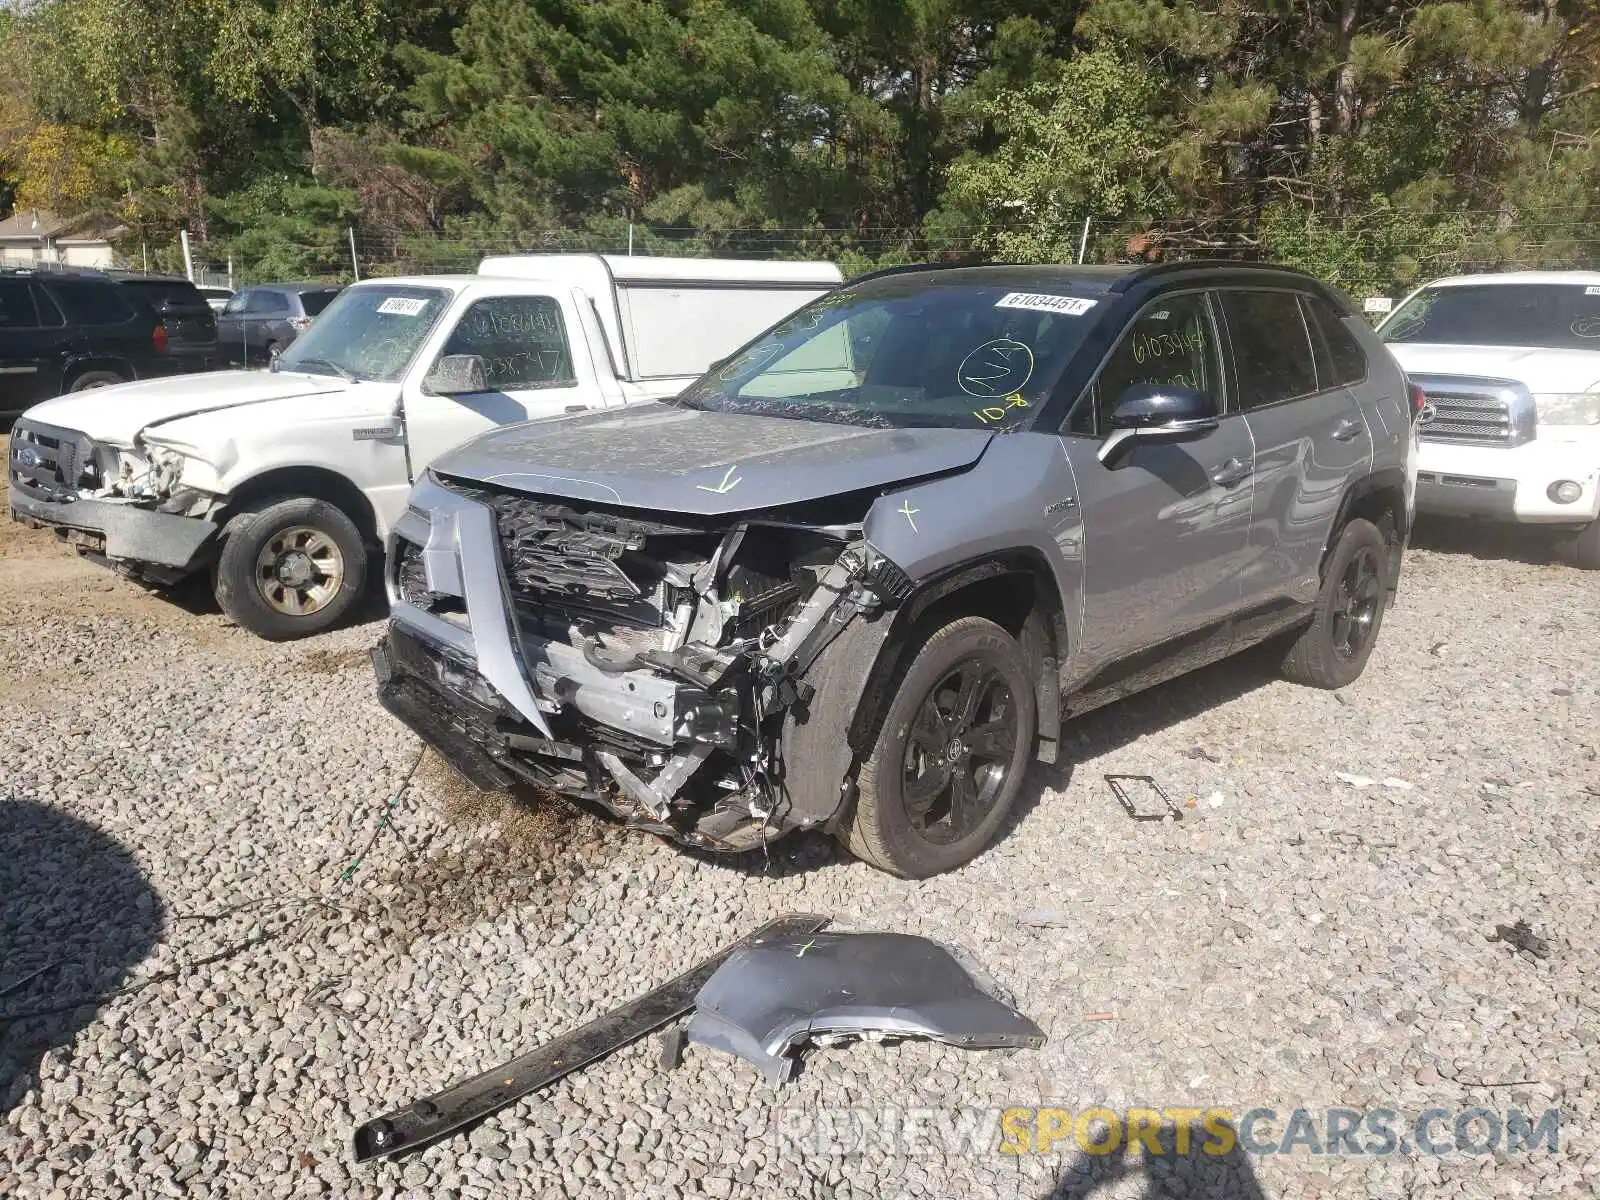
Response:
1377,271,1600,567
8,254,842,637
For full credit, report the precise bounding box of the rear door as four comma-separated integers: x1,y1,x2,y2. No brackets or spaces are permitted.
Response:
402,290,608,471
246,288,292,360
1059,289,1256,675
47,279,149,379
1219,289,1371,609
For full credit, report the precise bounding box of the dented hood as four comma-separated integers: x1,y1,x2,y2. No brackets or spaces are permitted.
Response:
21,370,351,447
429,403,996,515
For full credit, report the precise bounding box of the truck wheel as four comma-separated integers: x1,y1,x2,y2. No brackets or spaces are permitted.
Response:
1280,517,1389,689
1567,520,1600,570
840,616,1036,878
68,370,127,391
215,497,367,641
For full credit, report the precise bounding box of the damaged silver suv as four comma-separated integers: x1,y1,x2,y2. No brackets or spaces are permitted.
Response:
375,262,1418,877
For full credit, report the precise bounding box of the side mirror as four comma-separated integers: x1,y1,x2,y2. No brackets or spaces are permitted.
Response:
423,354,489,396
1098,384,1219,467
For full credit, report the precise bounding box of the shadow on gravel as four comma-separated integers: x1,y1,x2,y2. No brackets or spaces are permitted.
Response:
1043,1119,1267,1199
997,641,1283,848
162,551,389,627
0,800,164,1109
1409,514,1570,567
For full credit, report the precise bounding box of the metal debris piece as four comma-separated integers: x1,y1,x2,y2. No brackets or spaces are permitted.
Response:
1487,920,1550,959
1017,908,1069,929
351,912,828,1162
684,932,1045,1085
1105,774,1184,822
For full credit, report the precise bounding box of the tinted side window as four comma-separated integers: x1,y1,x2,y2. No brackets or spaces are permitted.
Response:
30,284,66,327
438,296,576,390
50,281,138,326
1069,291,1221,436
246,290,288,315
1302,294,1367,387
1220,290,1318,410
0,280,39,329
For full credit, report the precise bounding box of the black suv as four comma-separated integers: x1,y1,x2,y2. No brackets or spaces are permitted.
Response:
0,269,220,416
217,284,343,366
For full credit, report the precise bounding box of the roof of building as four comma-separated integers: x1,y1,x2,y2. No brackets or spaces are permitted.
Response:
0,208,123,243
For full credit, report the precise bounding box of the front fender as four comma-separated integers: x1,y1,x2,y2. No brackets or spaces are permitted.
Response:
862,433,1084,659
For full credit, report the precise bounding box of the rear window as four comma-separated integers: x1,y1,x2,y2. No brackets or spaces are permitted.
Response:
1302,294,1368,388
1380,284,1600,351
298,289,340,316
48,280,138,326
118,278,208,311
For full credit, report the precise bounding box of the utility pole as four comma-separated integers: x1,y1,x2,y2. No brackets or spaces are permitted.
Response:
179,228,194,281
1077,216,1092,265
347,226,361,281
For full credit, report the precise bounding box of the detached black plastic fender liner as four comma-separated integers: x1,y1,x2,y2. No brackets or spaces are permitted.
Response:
350,913,830,1163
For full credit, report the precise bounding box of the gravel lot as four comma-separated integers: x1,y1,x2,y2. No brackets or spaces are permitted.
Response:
2,461,1597,1198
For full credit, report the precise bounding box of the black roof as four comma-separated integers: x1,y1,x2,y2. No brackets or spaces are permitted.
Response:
845,258,1352,313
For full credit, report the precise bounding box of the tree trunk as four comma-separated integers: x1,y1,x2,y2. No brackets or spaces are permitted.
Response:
1333,0,1360,135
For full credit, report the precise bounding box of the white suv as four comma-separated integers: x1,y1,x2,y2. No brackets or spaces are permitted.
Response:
1377,271,1600,567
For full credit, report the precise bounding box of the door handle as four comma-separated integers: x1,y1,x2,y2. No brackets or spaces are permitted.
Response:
1210,457,1251,488
1332,418,1364,442
565,404,590,413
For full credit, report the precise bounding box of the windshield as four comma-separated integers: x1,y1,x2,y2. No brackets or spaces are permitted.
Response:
672,278,1104,429
1380,284,1600,352
275,285,451,381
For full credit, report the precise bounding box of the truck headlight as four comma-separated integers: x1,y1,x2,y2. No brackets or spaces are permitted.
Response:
1533,393,1600,426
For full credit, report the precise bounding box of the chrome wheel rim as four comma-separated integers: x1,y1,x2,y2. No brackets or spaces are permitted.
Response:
901,658,1018,845
255,525,343,617
1331,547,1382,660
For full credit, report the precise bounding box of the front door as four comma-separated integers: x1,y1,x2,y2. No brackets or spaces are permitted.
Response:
1059,290,1256,677
402,292,604,472
0,279,78,412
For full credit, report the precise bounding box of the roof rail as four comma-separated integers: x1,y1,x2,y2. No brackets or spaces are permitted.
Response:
1109,259,1321,293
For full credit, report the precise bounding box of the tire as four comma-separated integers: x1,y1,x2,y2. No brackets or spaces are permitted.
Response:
265,341,280,367
1280,517,1390,689
67,370,127,392
1567,520,1600,570
840,616,1037,878
214,497,367,641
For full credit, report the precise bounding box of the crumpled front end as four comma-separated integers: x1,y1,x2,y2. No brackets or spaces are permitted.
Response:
377,471,913,851
8,418,222,581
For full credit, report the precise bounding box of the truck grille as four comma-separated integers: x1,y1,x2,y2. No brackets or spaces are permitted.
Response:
1420,392,1515,445
8,420,98,500
1410,376,1535,448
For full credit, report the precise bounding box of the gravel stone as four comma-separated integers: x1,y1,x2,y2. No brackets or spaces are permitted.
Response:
1,504,1597,1199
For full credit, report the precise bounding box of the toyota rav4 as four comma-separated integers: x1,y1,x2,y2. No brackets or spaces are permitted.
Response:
375,262,1419,878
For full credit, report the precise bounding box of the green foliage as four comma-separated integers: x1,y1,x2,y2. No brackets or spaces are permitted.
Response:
0,0,1591,292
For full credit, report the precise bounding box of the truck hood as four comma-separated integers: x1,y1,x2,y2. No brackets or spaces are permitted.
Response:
21,370,353,447
430,403,996,516
1386,343,1600,394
